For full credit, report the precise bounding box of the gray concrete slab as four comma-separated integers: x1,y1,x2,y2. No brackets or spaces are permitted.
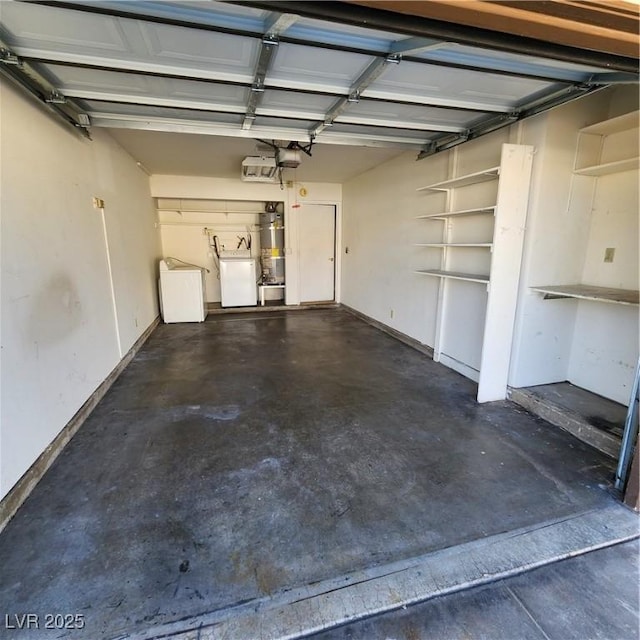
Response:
310,540,640,640
0,310,627,640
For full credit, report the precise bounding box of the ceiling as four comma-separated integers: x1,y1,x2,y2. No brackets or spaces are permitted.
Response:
0,0,637,182
108,128,405,182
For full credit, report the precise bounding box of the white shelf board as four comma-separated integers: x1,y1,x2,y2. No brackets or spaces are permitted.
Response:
580,110,639,136
415,269,489,284
574,157,639,176
531,284,639,306
417,167,500,192
416,206,496,220
414,243,492,248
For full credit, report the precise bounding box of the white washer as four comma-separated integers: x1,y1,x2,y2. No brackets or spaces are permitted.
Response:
219,256,257,307
159,259,207,323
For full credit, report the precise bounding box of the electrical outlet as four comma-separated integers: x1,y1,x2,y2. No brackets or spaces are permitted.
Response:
92,197,105,209
604,247,615,263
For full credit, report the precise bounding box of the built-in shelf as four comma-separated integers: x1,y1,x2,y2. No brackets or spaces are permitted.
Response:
415,243,492,248
415,269,489,284
417,167,500,192
413,144,534,403
531,284,639,306
574,157,639,176
574,110,639,176
416,206,496,220
580,110,639,136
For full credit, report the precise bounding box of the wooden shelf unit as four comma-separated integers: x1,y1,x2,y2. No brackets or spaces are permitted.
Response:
414,144,534,402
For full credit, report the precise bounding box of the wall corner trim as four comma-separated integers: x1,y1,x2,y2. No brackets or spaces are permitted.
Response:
0,316,161,533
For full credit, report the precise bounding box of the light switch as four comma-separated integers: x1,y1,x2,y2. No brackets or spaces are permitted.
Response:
604,248,615,263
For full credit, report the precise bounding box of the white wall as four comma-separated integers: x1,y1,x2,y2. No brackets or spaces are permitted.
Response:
341,148,448,345
150,175,342,305
0,80,161,499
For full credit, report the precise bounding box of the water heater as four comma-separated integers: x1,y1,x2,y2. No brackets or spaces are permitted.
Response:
260,204,285,285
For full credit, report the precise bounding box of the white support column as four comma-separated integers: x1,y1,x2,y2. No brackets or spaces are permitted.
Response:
477,144,534,402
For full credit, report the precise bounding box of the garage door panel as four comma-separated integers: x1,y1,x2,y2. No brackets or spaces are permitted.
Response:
326,122,433,142
259,90,336,120
101,0,269,33
252,115,316,129
83,100,244,124
260,90,337,112
367,60,554,108
41,64,250,108
287,17,401,52
1,0,631,151
0,1,129,54
339,101,486,128
269,43,376,92
39,63,162,94
141,23,257,75
417,43,614,81
2,3,259,84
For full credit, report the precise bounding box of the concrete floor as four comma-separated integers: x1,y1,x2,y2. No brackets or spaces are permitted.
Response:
0,309,629,639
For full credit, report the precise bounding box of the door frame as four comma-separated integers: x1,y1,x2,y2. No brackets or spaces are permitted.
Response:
290,199,342,305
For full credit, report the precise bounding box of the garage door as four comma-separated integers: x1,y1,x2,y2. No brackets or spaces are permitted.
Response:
0,0,636,158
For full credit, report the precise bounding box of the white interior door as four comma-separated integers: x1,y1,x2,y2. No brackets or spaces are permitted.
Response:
298,204,336,302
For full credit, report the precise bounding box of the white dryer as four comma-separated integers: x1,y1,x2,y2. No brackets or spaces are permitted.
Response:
159,258,207,323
